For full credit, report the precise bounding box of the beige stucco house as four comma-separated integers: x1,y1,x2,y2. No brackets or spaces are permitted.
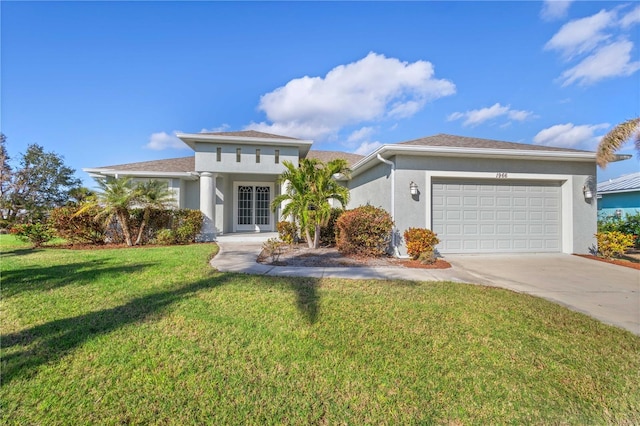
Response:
85,130,624,256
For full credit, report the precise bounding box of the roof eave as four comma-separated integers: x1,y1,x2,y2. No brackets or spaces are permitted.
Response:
83,168,199,180
350,145,600,176
176,132,314,156
596,188,640,195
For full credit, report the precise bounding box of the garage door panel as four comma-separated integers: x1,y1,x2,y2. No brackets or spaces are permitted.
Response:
432,179,561,253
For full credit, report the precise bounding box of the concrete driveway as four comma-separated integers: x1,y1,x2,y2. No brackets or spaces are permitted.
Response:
446,253,640,336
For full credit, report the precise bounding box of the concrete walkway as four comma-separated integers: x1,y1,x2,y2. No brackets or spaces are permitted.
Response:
210,242,477,282
210,242,640,335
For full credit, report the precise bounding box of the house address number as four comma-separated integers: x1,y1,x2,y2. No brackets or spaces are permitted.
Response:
496,172,508,178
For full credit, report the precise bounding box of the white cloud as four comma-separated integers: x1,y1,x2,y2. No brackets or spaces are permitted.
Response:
347,126,375,143
621,5,640,28
145,131,188,150
246,52,455,140
559,40,640,86
353,141,383,156
540,0,573,21
200,124,230,133
544,9,616,58
447,103,535,127
533,122,609,149
544,5,640,86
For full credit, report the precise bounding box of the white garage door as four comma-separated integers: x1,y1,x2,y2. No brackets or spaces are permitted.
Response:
432,180,561,253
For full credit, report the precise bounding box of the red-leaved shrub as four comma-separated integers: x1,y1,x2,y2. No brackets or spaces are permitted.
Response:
336,205,393,257
404,227,440,264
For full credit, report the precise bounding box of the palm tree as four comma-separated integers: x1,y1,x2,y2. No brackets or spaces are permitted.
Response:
79,176,138,246
596,117,640,168
272,158,350,249
134,180,175,245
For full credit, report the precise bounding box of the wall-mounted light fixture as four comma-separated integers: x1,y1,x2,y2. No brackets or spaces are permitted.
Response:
583,185,593,200
615,209,623,218
409,181,419,196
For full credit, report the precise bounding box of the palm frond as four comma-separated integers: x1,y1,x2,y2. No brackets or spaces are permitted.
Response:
596,117,640,168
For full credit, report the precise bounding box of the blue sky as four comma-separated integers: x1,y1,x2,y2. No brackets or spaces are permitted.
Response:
2,1,639,187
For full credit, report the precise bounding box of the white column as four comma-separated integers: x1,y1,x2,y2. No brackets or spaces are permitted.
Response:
199,172,216,241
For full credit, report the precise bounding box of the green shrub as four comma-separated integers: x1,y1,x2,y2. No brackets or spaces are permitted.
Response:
173,209,204,244
320,208,344,247
595,231,636,259
10,221,55,247
155,228,176,245
404,228,440,264
277,220,298,244
336,205,393,257
49,205,106,244
598,212,640,247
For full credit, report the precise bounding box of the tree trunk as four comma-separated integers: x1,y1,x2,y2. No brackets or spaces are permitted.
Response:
305,227,313,249
313,224,321,249
117,210,133,246
134,209,150,246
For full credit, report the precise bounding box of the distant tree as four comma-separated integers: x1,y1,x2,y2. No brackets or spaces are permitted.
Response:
3,143,81,223
596,117,640,168
67,187,95,206
134,180,175,245
0,134,11,203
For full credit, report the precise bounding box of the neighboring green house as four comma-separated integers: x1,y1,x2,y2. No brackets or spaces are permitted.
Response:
597,172,640,219
85,130,631,255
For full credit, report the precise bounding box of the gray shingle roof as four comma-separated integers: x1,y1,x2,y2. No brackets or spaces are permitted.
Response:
306,150,364,167
198,130,301,140
597,172,640,193
397,133,592,153
99,156,195,173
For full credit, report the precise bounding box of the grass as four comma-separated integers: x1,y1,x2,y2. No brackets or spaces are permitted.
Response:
1,235,639,424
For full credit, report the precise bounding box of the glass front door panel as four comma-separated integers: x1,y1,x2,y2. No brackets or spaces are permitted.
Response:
238,186,253,225
236,184,272,231
255,186,270,226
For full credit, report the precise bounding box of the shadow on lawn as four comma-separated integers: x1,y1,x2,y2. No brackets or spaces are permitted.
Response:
0,247,43,257
0,274,233,385
1,260,158,298
287,277,320,325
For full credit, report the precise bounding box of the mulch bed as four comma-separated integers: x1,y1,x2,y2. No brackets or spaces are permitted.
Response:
574,254,640,271
259,245,451,269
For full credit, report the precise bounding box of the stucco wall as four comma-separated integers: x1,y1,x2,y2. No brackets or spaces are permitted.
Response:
194,142,298,174
347,160,392,212
183,180,200,210
597,191,640,218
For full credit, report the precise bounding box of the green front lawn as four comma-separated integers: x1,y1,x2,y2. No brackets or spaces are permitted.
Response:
1,235,639,424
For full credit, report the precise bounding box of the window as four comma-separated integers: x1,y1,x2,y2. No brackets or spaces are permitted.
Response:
275,149,280,164
256,148,261,163
236,148,241,162
216,147,221,162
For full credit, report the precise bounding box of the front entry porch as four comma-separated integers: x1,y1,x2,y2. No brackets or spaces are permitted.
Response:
199,173,283,241
215,232,279,243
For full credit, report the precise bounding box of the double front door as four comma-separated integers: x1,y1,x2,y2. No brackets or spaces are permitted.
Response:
234,182,274,232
